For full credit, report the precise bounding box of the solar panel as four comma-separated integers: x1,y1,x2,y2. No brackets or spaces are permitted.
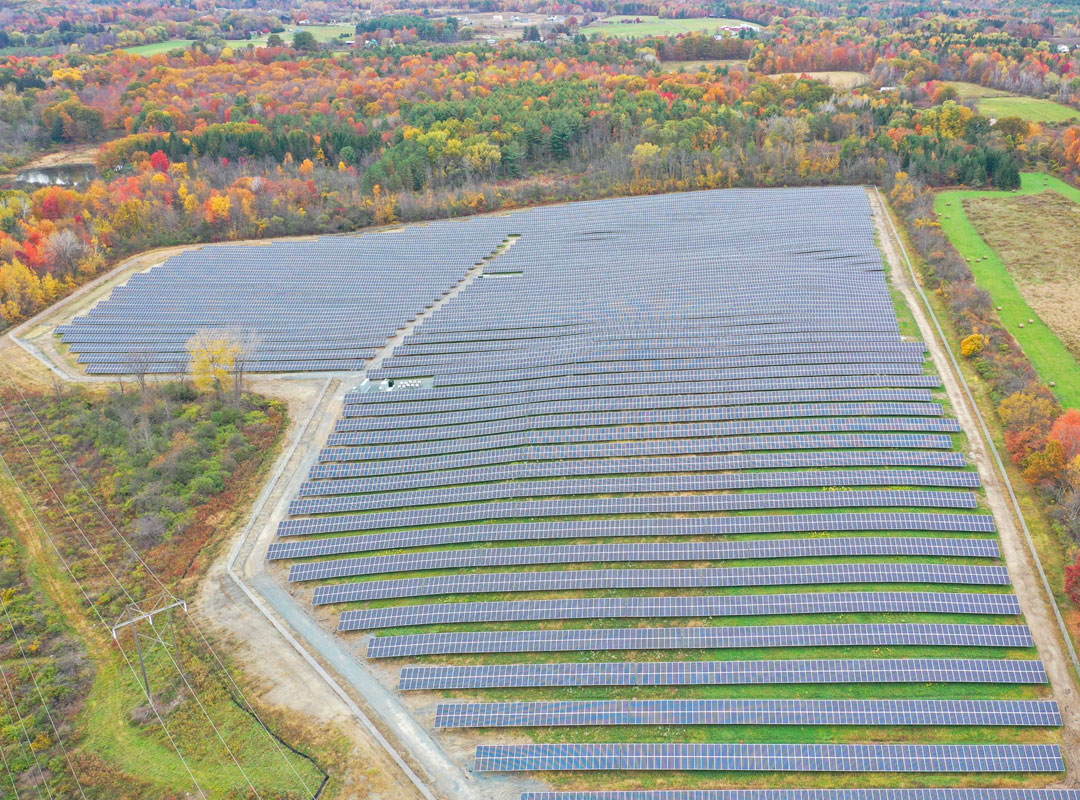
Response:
340,591,1018,630
312,434,959,472
304,452,970,492
434,698,1061,728
471,742,1064,772
321,418,961,458
366,623,1034,657
292,469,980,507
522,790,1080,799
289,490,979,533
314,563,1010,604
398,658,1049,690
292,537,999,582
273,511,996,545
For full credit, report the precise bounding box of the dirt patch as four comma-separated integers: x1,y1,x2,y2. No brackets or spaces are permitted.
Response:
870,188,1080,780
965,192,1080,358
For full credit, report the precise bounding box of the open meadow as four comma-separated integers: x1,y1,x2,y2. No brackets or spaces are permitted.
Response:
946,82,1080,123
584,15,759,37
935,173,1080,408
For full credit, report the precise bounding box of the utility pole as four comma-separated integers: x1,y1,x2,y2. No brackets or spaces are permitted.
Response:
111,592,188,701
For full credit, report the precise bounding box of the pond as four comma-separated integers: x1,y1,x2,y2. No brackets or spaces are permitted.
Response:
13,162,98,189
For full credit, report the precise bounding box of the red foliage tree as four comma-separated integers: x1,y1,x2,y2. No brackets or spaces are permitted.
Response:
150,149,170,172
1049,409,1080,462
1066,555,1080,606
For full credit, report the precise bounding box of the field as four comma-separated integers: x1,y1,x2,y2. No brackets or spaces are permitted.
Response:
583,15,759,38
119,25,356,56
661,59,747,72
945,82,1080,122
247,24,355,48
935,172,1080,408
766,70,870,88
120,39,195,55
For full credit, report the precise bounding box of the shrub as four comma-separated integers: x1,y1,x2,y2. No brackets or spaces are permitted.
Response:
961,333,988,357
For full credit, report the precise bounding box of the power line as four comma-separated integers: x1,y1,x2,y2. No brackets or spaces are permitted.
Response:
0,659,48,800
0,593,88,800
0,687,25,800
0,435,208,799
0,381,265,799
186,616,317,797
1,372,316,797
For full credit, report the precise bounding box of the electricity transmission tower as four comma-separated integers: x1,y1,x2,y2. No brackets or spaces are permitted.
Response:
111,592,188,700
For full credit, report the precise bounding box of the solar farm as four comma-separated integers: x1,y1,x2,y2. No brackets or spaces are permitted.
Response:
57,187,1077,797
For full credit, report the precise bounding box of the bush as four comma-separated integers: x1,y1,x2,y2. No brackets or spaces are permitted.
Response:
961,333,988,357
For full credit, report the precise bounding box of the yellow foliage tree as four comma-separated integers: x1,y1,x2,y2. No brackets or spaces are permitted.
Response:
998,391,1059,430
890,171,915,207
186,330,241,401
0,258,44,324
370,184,397,225
960,333,988,357
631,142,662,175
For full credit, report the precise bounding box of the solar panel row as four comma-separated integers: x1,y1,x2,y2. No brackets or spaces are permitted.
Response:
367,623,1034,658
398,658,1049,690
472,743,1064,773
314,563,1011,605
273,511,996,544
339,591,1019,630
435,698,1061,728
291,537,999,582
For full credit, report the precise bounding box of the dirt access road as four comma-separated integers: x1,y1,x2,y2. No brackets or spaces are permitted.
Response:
869,187,1080,777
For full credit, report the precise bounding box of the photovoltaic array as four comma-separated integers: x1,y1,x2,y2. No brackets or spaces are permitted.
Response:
253,187,1063,786
56,227,509,373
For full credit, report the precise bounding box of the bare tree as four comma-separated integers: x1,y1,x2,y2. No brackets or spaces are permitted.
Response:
44,229,87,276
231,332,260,404
126,350,156,396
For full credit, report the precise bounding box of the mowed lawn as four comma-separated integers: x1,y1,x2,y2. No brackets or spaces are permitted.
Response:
936,172,1080,408
120,39,196,56
585,15,759,38
945,82,1079,123
247,24,356,48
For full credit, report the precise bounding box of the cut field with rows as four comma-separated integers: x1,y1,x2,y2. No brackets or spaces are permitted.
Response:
935,173,1080,408
766,71,870,88
584,15,759,38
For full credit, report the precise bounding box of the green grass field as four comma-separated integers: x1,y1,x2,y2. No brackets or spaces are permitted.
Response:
979,95,1080,123
248,24,355,48
945,82,1079,122
935,172,1080,409
120,39,196,56
120,25,356,56
585,15,759,38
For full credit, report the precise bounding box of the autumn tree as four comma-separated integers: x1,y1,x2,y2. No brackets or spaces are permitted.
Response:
1049,409,1080,462
186,330,241,402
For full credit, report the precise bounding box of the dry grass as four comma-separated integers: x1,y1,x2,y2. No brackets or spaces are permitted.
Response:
965,192,1080,359
661,59,746,72
764,71,870,88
